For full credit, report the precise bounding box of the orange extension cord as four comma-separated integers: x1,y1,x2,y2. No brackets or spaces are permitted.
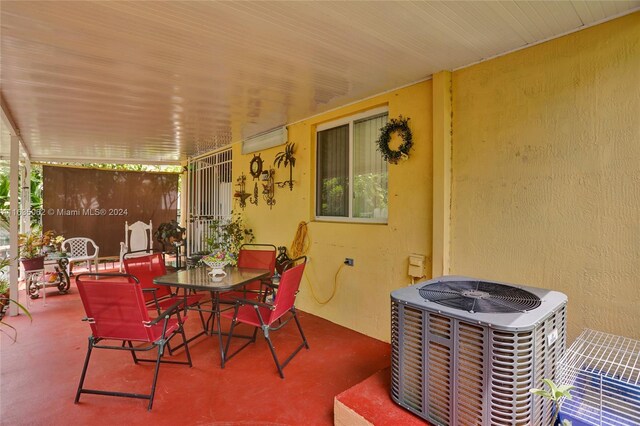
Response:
289,221,344,305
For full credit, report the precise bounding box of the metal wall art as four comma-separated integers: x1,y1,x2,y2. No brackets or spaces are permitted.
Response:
261,168,276,209
249,181,259,206
274,142,296,191
249,153,264,179
248,153,263,206
233,173,250,209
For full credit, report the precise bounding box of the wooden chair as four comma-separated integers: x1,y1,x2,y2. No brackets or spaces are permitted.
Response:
119,220,153,271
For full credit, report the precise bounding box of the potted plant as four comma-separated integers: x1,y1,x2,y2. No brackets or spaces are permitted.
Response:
45,232,66,255
0,259,9,318
0,257,32,340
18,229,63,270
18,231,47,271
205,213,254,266
154,220,186,253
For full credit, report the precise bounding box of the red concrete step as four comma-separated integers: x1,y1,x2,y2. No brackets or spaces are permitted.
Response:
334,367,428,425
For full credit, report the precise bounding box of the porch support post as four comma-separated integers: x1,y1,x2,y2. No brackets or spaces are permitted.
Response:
179,162,189,258
432,71,453,277
9,135,20,316
179,162,188,230
185,160,192,257
20,156,31,233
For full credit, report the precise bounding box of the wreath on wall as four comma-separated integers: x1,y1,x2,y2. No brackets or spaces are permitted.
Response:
376,116,413,164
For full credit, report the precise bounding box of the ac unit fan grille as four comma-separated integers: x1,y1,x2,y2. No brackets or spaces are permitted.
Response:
418,280,541,313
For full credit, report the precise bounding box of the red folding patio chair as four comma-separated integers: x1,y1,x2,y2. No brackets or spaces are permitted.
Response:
124,251,208,351
123,251,206,312
220,243,277,303
74,273,192,410
221,256,309,378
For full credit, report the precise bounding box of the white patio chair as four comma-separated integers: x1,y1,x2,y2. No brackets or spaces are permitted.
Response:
119,220,153,272
62,237,99,275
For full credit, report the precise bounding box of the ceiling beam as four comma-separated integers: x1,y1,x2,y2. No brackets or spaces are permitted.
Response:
27,155,181,166
1,92,31,158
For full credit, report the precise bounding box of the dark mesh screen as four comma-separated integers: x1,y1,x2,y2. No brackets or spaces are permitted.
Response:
43,166,179,257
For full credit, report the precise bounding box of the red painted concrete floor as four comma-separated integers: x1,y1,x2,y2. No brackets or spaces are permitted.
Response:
336,367,427,425
1,278,391,425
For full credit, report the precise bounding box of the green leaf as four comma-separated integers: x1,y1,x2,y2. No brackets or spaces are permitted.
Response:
12,299,32,321
557,384,575,394
542,378,559,395
529,389,551,398
0,321,18,342
557,384,575,399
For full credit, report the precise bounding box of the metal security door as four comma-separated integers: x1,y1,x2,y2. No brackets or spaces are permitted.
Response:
186,148,232,255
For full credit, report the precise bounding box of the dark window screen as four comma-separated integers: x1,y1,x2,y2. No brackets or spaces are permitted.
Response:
42,166,179,257
316,124,349,217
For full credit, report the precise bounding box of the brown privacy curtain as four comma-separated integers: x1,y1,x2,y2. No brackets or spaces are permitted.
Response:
43,166,179,257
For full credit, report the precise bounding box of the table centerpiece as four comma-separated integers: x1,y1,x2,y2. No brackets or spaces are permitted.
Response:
202,251,236,281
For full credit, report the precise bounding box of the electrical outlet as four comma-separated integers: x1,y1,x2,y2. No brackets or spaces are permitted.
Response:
344,258,354,266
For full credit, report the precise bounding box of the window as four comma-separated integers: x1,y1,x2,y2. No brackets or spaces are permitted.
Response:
316,107,388,222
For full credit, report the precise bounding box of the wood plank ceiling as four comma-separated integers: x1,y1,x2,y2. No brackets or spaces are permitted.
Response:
1,1,638,164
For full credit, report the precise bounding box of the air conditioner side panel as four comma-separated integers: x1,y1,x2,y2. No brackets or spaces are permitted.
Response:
390,300,426,419
532,304,567,425
455,320,488,426
391,300,400,401
489,329,536,426
425,312,454,426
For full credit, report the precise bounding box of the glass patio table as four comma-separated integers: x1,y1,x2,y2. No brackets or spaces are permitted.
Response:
153,265,270,367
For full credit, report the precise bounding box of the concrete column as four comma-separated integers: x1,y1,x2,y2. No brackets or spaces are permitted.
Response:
181,162,190,256
20,157,31,233
9,135,20,316
432,71,452,277
179,163,188,229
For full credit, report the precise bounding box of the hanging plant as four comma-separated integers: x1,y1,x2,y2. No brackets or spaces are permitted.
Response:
154,220,186,252
376,116,413,164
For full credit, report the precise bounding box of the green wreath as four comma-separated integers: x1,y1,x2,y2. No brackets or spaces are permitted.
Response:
376,116,413,164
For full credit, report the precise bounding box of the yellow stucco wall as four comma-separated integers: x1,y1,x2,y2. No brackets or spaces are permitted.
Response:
225,13,638,344
234,81,433,341
450,13,640,342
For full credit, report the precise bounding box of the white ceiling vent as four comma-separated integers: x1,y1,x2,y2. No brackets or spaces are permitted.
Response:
241,127,287,154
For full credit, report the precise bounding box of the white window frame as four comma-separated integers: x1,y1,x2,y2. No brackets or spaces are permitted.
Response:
315,106,389,224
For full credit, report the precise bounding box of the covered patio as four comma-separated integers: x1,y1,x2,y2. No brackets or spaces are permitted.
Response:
2,2,639,425
1,275,393,424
